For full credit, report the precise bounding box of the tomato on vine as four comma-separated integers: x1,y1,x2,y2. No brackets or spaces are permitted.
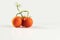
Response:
12,2,33,28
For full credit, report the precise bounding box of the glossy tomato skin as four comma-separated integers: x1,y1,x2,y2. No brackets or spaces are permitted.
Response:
22,17,33,28
12,16,22,28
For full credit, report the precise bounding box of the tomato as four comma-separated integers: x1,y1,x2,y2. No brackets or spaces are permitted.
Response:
22,17,33,28
12,16,22,28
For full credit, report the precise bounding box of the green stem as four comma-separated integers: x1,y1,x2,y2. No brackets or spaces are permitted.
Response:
16,3,23,17
16,12,23,17
20,10,29,17
16,3,29,17
16,10,29,17
17,6,20,12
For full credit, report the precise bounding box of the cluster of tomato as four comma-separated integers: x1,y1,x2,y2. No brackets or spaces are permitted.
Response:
12,3,33,28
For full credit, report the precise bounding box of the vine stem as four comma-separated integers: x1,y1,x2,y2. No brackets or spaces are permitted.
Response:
16,2,23,17
17,6,20,12
16,2,29,17
20,10,29,17
16,10,29,17
16,2,20,12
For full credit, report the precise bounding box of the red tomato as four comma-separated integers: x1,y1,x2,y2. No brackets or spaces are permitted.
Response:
12,16,22,28
22,17,33,28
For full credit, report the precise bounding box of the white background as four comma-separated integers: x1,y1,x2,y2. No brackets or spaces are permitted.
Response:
0,0,60,40
0,0,60,28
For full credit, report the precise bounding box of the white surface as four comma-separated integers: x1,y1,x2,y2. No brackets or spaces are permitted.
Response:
0,0,60,40
0,26,60,40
